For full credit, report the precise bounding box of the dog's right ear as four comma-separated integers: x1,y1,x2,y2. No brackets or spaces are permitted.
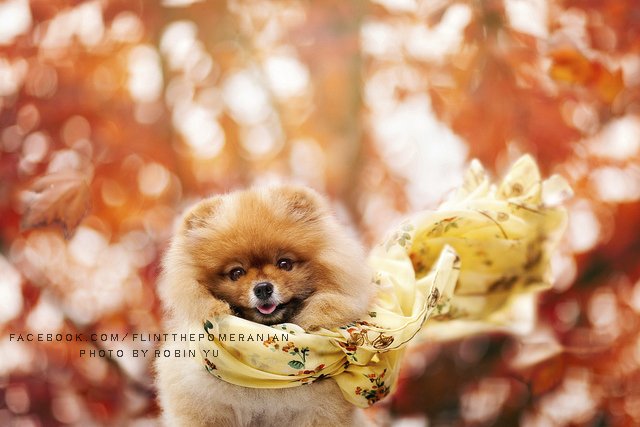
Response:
181,197,222,232
271,185,328,222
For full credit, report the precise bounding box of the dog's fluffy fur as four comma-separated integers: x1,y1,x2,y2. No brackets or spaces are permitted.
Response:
155,186,374,426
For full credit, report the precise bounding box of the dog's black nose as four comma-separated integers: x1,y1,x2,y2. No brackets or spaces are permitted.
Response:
253,282,274,300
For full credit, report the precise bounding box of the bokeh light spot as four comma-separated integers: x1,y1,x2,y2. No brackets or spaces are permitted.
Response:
567,200,600,253
505,0,548,38
128,45,163,102
25,64,57,99
0,0,31,45
138,162,171,197
62,116,91,147
52,393,81,424
0,58,27,96
110,11,144,43
21,132,50,164
68,227,108,267
160,21,198,71
590,166,640,202
173,103,225,158
264,54,310,98
222,70,271,126
26,295,64,333
5,384,30,415
0,255,23,325
16,104,40,134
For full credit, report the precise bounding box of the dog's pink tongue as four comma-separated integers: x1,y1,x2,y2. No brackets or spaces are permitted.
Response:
257,304,277,315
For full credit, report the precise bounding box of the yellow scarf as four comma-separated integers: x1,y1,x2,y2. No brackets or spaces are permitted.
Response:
191,155,571,408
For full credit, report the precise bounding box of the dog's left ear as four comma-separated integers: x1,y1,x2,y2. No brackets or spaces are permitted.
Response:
272,186,328,222
180,196,222,232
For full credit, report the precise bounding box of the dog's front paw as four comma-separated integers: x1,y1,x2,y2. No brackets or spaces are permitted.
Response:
293,293,364,331
204,298,233,320
298,322,320,332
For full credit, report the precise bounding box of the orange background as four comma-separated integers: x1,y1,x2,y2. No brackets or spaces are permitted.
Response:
1,0,639,425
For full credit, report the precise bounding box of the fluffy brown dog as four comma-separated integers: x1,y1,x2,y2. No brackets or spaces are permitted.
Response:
155,186,374,426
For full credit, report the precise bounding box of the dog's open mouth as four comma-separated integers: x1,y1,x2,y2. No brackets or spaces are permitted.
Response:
256,302,285,315
231,298,303,325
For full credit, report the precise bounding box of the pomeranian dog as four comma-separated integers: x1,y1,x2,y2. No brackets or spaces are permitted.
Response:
155,186,374,426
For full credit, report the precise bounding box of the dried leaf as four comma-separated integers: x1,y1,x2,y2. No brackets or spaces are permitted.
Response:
548,47,592,85
509,333,563,371
590,62,624,104
549,47,624,103
21,171,92,238
508,331,565,395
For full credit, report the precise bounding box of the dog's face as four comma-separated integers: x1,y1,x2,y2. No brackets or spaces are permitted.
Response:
175,186,351,325
197,245,318,325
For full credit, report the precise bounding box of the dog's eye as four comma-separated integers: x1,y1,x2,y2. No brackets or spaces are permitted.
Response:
276,258,293,271
228,267,245,281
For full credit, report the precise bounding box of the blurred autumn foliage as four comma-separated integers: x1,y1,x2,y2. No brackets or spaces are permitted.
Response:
1,0,640,426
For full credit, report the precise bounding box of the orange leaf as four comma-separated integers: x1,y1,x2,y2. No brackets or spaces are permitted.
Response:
590,62,624,104
21,171,92,238
508,332,565,396
549,47,624,103
549,47,592,85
